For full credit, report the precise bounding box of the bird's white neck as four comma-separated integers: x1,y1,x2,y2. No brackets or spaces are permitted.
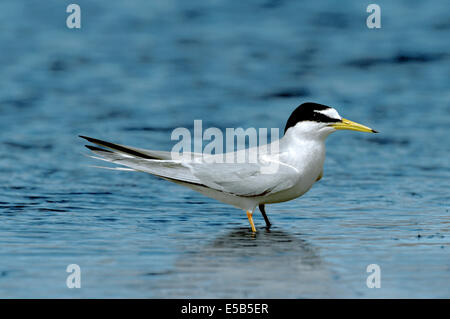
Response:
278,123,329,175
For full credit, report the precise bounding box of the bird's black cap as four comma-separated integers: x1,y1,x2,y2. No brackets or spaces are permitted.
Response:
284,102,340,134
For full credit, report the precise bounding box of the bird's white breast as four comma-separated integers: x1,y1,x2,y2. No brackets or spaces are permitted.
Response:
259,138,326,205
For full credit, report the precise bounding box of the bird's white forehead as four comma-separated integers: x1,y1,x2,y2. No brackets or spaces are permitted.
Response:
315,108,341,120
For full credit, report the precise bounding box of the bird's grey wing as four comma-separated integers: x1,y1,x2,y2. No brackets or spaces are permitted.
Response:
82,136,297,196
188,161,298,197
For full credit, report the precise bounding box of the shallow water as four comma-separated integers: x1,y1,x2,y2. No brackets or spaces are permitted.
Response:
0,0,449,298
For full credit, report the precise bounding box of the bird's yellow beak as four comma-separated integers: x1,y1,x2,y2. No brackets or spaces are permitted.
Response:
330,118,378,133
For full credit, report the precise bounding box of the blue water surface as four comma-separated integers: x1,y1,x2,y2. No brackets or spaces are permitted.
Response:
0,0,449,298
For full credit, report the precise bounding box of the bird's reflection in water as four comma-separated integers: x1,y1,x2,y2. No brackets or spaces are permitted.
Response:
152,227,338,298
210,228,320,267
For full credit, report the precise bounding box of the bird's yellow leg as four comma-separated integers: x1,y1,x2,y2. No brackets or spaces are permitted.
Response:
246,210,256,232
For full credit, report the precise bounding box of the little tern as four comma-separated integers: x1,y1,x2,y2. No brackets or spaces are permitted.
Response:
81,102,377,232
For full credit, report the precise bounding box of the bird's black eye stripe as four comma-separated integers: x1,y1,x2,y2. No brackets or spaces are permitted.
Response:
284,102,340,134
310,111,341,123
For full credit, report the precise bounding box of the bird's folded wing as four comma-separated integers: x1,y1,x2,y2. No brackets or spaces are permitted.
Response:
83,136,298,197
188,161,298,197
